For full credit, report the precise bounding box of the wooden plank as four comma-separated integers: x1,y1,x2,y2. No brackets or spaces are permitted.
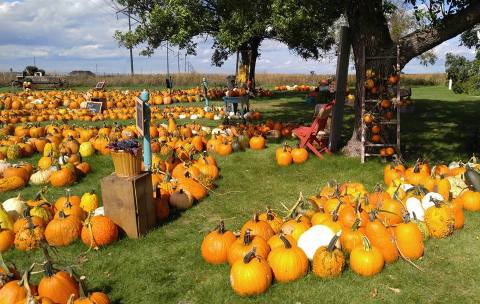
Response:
101,172,154,239
328,26,350,152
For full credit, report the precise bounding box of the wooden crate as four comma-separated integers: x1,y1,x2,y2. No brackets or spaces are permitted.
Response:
100,172,155,239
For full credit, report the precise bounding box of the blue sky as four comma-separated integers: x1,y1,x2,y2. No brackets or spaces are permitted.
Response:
0,0,477,75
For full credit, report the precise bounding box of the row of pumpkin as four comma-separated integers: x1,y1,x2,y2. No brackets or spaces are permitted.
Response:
201,160,480,296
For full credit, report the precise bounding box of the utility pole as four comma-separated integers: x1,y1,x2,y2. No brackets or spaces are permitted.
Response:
33,56,36,66
127,6,134,75
166,41,170,77
177,50,180,74
115,3,139,76
185,54,187,72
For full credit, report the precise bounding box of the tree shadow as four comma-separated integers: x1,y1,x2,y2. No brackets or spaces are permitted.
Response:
401,98,480,161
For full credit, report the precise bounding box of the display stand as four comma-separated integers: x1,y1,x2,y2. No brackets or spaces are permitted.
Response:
101,172,155,239
360,45,401,163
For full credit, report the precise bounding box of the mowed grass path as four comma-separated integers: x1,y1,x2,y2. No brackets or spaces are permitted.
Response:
3,86,480,303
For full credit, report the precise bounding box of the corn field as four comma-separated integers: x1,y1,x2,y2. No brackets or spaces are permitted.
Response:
0,72,447,88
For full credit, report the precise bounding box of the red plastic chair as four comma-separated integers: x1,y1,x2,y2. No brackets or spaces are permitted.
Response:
293,101,334,159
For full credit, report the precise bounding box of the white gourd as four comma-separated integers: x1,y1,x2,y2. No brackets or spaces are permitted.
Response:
297,225,336,260
2,194,26,221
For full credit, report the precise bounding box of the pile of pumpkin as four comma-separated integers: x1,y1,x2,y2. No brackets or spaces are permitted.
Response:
275,143,309,166
200,159,480,296
0,189,120,252
0,125,95,193
274,85,313,92
0,248,111,303
150,151,221,222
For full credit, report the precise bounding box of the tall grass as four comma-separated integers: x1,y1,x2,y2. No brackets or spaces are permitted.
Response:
0,72,447,88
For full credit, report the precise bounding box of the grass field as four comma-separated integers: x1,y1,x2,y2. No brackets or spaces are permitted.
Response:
3,86,480,303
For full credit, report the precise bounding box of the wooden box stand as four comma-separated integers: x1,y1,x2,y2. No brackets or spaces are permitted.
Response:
100,172,156,239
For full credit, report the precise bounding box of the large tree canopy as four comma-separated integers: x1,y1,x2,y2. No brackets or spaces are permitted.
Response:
115,0,341,81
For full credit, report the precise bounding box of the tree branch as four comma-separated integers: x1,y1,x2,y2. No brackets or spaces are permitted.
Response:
399,2,480,67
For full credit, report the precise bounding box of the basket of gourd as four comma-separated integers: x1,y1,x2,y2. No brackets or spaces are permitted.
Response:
108,140,142,177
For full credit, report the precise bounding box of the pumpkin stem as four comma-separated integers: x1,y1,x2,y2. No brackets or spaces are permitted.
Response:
362,236,372,251
78,275,88,298
403,212,411,223
243,247,257,264
279,234,292,249
243,229,252,245
327,233,340,252
58,210,67,219
412,211,418,221
253,213,259,222
266,209,274,221
217,221,226,234
351,218,361,231
0,253,12,277
332,201,342,222
429,197,442,208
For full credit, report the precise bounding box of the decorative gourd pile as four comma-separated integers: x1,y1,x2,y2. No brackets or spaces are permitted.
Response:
0,247,112,303
201,159,480,297
0,189,121,252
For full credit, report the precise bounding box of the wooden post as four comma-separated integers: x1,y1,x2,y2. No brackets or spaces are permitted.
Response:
329,26,351,152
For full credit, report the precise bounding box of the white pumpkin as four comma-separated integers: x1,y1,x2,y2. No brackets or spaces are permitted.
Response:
400,183,414,192
179,114,187,119
297,225,336,260
422,192,444,210
406,197,425,221
190,114,198,120
0,160,12,177
2,194,26,221
213,115,221,121
94,206,104,216
29,170,52,186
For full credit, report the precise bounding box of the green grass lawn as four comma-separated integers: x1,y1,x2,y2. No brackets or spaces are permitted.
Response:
3,85,480,303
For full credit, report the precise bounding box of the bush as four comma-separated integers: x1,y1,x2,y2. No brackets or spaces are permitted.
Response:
446,51,480,95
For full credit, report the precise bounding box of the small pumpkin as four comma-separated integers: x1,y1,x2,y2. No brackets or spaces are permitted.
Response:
169,189,194,210
201,221,237,265
38,262,80,304
240,213,275,241
229,248,272,296
81,215,118,248
350,236,384,277
394,213,424,260
80,191,99,213
312,233,345,278
227,229,270,265
267,234,308,282
291,147,309,164
44,211,81,247
424,199,454,238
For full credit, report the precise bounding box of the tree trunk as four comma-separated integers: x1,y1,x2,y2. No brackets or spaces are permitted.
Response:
238,38,260,89
341,1,480,157
342,0,395,157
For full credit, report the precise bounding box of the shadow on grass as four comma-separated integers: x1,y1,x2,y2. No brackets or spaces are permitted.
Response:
401,98,480,161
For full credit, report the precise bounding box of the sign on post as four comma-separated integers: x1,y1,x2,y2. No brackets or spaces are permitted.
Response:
86,101,103,114
95,81,106,90
135,97,144,137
